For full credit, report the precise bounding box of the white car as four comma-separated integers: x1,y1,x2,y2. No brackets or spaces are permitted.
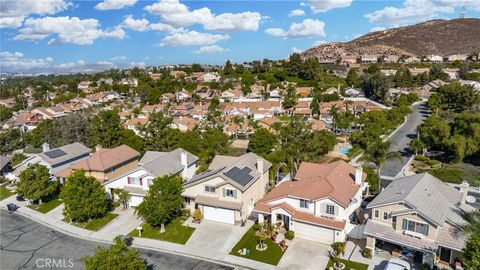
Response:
384,258,411,270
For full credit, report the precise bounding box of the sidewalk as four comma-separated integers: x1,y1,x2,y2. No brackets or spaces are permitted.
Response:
0,195,268,270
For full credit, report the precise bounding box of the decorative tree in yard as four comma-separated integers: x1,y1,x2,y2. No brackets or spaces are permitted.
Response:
17,164,58,203
463,210,480,269
136,175,184,232
61,170,109,223
361,140,401,188
82,238,148,270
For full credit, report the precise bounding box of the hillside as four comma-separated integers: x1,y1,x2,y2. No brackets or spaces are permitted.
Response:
302,18,480,60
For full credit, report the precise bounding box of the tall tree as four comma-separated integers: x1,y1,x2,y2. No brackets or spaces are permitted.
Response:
346,68,359,87
89,109,122,148
82,238,148,270
223,60,234,75
17,164,58,202
248,128,277,156
61,170,109,222
361,140,401,189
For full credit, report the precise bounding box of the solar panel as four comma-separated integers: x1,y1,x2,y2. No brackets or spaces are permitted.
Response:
44,149,67,159
224,167,253,186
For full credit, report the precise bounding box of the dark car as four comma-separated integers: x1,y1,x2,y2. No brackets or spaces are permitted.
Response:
16,195,24,201
7,203,19,211
116,235,133,246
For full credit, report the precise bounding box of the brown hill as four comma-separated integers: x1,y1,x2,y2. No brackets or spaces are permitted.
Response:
302,18,480,60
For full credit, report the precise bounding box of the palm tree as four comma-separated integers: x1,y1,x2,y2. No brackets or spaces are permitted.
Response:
361,140,401,190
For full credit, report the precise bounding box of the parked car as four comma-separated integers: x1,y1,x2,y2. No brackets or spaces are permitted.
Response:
115,235,133,246
384,258,411,270
16,195,24,201
7,203,19,211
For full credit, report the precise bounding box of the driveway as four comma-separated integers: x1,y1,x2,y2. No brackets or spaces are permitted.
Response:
380,102,429,182
277,238,331,270
97,207,142,235
185,220,251,261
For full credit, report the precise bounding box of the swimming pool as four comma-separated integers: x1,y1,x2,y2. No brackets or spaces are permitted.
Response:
339,147,351,155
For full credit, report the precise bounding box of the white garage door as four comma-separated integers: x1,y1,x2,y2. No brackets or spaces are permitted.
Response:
295,221,336,244
129,195,144,207
203,206,235,224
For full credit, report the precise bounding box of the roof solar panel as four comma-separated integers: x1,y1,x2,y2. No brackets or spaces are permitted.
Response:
44,149,67,159
225,167,253,186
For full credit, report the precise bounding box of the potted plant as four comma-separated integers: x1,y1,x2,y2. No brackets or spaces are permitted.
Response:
192,208,202,223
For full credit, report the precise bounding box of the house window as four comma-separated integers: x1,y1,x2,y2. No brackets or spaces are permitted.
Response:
325,204,335,215
374,210,380,218
224,189,235,198
383,212,389,220
300,199,309,208
127,177,142,186
204,186,216,193
402,219,429,236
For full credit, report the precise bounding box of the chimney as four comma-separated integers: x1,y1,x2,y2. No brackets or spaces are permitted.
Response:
181,150,188,168
257,158,264,174
42,142,50,152
355,166,363,185
459,181,469,205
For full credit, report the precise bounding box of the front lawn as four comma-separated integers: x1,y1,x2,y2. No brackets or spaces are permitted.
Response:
67,213,119,231
229,226,286,266
129,216,195,245
325,258,368,270
28,198,63,213
0,187,14,201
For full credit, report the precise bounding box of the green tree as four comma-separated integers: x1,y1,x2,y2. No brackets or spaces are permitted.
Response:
361,140,401,188
136,175,184,229
409,138,425,154
0,128,24,154
463,234,480,270
248,128,277,156
0,105,12,122
61,170,109,222
82,238,147,270
17,164,58,202
346,68,360,87
223,60,234,75
363,166,379,193
141,111,176,151
89,109,123,148
10,152,27,167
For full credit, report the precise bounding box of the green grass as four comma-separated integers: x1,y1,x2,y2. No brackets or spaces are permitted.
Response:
129,217,195,245
28,198,62,213
277,115,292,121
0,187,14,201
67,213,119,231
230,226,286,266
325,258,369,270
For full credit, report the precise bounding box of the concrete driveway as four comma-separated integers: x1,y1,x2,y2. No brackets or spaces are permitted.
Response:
97,207,142,235
277,238,331,270
185,220,251,261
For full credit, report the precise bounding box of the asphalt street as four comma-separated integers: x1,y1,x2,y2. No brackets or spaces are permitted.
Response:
380,102,429,180
0,210,232,270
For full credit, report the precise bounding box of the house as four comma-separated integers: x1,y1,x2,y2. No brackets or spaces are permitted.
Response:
443,68,459,80
404,56,420,63
169,103,194,117
161,93,176,104
427,55,443,63
149,73,162,80
269,88,283,99
365,173,472,267
126,116,148,135
221,89,243,100
182,153,272,225
380,69,397,76
171,117,199,132
200,72,221,83
344,87,364,97
408,67,430,76
291,101,312,117
31,107,66,119
11,142,91,179
295,87,313,97
254,161,367,244
0,155,11,175
55,145,140,183
361,55,378,64
170,70,187,79
447,54,467,62
0,98,15,108
77,81,92,91
383,55,399,63
8,112,43,132
121,78,138,88
104,148,198,207
257,117,282,133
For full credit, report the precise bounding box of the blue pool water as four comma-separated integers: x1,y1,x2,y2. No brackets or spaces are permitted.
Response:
339,147,351,155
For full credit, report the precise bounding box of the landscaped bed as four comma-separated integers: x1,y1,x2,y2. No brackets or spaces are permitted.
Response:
128,216,195,245
0,187,14,201
28,198,63,213
66,213,119,231
229,226,286,266
325,258,368,270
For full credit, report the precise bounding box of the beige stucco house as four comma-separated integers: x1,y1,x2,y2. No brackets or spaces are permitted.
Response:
182,153,271,225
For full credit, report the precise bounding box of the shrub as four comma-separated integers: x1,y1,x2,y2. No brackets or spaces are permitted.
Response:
285,230,295,240
252,221,260,231
332,242,346,255
362,248,372,259
415,155,430,162
192,208,202,222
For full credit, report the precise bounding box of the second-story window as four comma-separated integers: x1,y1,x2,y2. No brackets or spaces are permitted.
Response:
325,204,335,215
300,199,309,208
383,212,389,220
204,186,216,193
224,189,235,198
374,210,380,218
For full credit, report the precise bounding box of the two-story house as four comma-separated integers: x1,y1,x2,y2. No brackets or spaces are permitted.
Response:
364,173,471,267
254,160,367,244
103,148,198,207
182,153,272,225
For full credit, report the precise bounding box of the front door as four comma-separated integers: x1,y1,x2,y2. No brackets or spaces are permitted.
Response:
439,247,452,263
283,215,290,230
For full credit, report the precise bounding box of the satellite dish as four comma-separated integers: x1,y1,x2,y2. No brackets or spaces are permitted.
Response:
466,196,476,204
364,213,369,220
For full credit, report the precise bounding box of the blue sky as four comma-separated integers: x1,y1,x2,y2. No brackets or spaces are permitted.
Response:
1,0,479,73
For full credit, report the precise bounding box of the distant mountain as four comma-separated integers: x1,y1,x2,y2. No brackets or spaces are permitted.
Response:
302,18,480,61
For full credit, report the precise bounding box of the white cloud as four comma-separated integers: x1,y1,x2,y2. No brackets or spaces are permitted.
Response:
312,40,327,46
0,0,70,28
53,60,117,73
111,56,126,61
144,0,262,32
370,26,386,32
159,30,229,47
54,60,86,69
0,51,53,70
121,15,149,31
195,45,228,54
308,0,353,13
149,22,183,33
129,61,146,68
95,0,137,10
364,0,463,25
291,47,303,53
288,9,305,17
14,16,125,45
265,19,326,38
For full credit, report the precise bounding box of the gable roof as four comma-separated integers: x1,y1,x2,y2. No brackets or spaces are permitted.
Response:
184,152,272,192
70,145,140,172
258,160,364,208
367,173,466,227
0,155,11,170
141,148,198,177
37,142,91,166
